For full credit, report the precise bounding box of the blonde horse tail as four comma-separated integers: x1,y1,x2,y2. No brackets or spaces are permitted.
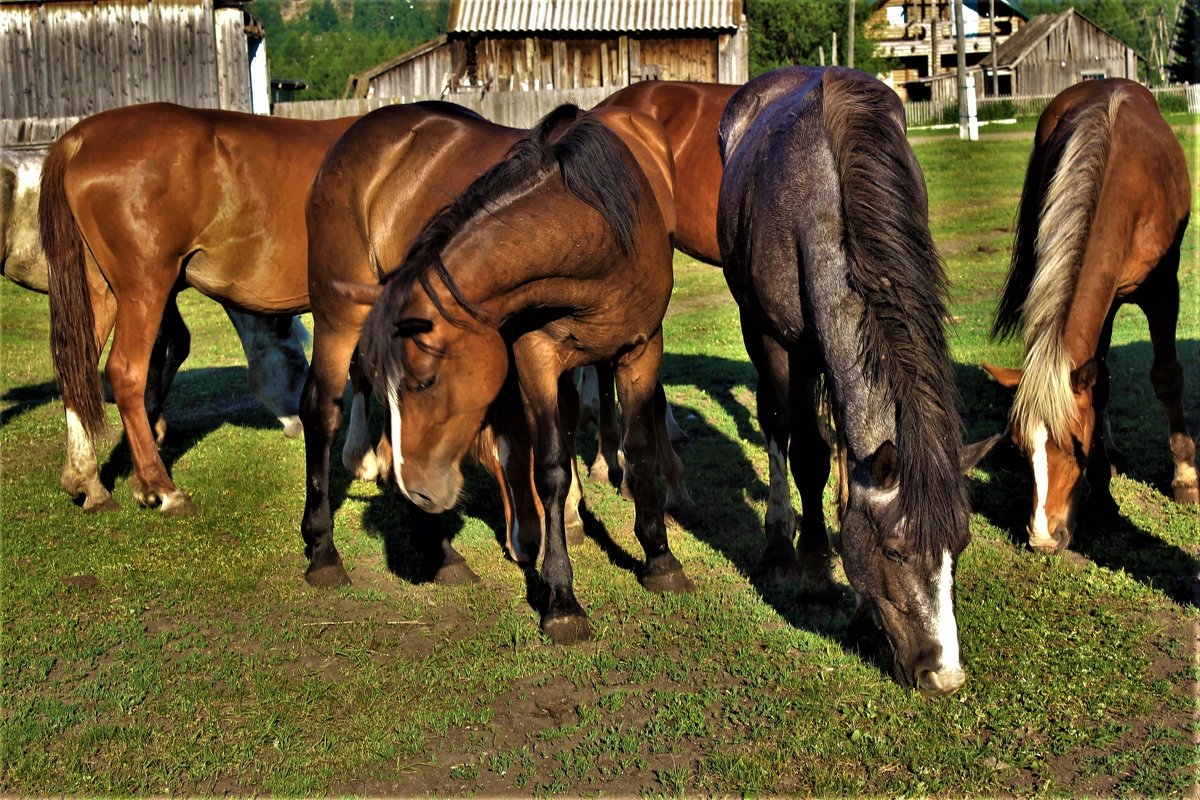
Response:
40,136,105,438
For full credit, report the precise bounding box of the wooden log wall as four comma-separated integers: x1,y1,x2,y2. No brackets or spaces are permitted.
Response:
276,86,614,129
1012,16,1135,95
1,2,250,120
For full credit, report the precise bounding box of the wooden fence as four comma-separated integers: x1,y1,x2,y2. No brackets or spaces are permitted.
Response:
904,83,1200,128
274,86,616,127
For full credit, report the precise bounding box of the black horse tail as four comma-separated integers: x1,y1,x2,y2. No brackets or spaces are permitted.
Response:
40,135,105,437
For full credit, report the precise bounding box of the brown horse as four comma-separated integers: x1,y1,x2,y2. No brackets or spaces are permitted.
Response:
322,106,692,642
972,79,1195,552
6,145,312,440
596,80,737,266
39,104,358,514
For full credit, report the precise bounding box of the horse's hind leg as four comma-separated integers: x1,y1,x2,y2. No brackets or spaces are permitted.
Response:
556,377,586,545
342,351,382,482
106,288,195,515
588,363,623,487
789,369,835,596
1139,251,1198,504
614,332,692,595
145,293,190,446
655,382,698,527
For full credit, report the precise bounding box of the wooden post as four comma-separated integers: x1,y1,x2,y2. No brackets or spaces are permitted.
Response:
847,0,855,69
989,0,998,95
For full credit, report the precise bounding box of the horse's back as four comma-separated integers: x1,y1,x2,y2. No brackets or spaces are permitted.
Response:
46,103,357,313
306,103,524,301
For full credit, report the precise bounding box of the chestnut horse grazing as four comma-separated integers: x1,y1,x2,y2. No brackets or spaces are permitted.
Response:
312,107,692,642
973,79,1195,552
39,104,356,514
719,67,976,695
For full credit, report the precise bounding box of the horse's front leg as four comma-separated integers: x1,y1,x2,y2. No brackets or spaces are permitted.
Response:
515,340,591,644
614,331,693,594
299,323,361,587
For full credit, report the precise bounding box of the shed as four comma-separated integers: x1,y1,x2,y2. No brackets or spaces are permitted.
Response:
346,0,748,100
986,8,1138,96
0,0,269,122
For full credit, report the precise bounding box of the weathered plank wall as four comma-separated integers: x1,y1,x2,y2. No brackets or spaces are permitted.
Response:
277,86,615,129
1,1,251,120
1012,15,1135,95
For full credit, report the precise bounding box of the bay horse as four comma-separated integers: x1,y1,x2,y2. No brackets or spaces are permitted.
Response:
971,78,1195,552
39,103,357,514
5,147,311,439
307,105,692,642
718,67,977,695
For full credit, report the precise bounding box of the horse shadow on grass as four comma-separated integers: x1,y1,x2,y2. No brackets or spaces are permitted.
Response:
72,366,300,502
956,338,1200,608
0,379,59,430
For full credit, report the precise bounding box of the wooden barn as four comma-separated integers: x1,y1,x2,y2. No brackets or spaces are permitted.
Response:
986,8,1138,96
0,0,269,125
867,0,1028,100
346,0,748,101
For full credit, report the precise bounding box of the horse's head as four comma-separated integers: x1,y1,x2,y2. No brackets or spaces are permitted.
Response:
339,280,509,514
974,360,1099,552
840,440,969,696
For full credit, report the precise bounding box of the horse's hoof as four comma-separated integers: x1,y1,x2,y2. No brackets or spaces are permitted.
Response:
665,499,700,528
434,561,480,585
565,517,585,546
1172,482,1199,504
83,495,119,514
641,567,694,594
160,492,197,517
541,611,592,645
619,480,634,501
306,563,351,588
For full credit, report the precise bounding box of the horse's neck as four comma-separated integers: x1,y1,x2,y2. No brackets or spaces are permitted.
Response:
440,189,617,321
806,261,896,462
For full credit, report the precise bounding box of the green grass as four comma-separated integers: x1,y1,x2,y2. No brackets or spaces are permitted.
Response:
1,120,1197,796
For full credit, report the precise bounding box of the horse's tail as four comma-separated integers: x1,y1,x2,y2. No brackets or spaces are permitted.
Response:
39,135,105,437
1007,89,1126,447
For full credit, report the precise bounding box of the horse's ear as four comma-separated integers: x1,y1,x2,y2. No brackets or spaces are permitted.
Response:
328,279,382,306
870,440,900,491
1070,359,1098,393
393,318,434,338
982,363,1023,389
960,432,1004,473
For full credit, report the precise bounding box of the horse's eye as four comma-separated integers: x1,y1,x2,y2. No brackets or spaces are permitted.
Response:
881,546,907,564
412,375,436,393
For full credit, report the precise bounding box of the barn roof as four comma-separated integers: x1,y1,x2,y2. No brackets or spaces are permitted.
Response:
993,8,1133,67
446,0,743,34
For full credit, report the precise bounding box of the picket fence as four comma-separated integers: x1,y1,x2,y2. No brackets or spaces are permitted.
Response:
903,83,1200,128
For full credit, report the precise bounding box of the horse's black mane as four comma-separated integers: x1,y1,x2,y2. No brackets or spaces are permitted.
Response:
359,103,641,389
822,68,970,556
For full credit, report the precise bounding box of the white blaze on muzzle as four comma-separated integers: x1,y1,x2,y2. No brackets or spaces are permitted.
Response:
387,379,408,498
1029,421,1051,542
933,549,961,673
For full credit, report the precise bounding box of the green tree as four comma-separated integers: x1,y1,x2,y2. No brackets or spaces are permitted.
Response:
747,0,892,78
1168,0,1199,82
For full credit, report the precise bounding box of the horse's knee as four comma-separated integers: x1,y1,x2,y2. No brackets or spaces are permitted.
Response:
1150,359,1184,402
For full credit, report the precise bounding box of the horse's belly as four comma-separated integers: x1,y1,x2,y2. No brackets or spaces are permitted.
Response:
185,250,309,315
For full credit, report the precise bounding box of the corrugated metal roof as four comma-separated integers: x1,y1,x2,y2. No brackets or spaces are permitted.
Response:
447,0,742,33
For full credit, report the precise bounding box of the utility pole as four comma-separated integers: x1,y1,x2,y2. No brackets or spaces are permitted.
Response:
989,0,999,95
848,0,856,69
954,0,976,140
